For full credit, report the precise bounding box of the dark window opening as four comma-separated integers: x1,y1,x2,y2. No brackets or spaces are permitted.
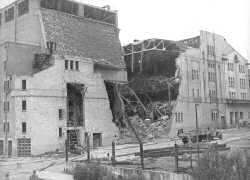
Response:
75,61,79,71
22,100,26,111
240,112,244,119
22,80,26,90
22,122,26,133
4,101,9,112
5,7,14,22
70,61,74,70
65,60,68,70
4,80,10,92
67,83,84,127
18,0,29,16
59,109,63,120
59,127,62,137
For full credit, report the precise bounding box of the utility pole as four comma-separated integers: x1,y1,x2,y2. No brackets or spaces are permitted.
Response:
195,104,200,162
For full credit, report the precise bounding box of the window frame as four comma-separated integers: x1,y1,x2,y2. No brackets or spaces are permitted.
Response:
22,122,27,133
22,100,27,111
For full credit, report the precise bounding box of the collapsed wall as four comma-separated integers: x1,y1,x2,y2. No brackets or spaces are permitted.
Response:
105,39,185,141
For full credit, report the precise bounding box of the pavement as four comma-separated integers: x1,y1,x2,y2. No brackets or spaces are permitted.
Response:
0,128,249,180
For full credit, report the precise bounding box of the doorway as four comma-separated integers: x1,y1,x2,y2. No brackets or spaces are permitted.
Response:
93,133,102,148
0,140,3,155
8,140,12,157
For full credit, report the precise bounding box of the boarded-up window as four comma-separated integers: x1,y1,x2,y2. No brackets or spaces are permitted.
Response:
18,0,29,16
5,7,14,22
17,138,31,157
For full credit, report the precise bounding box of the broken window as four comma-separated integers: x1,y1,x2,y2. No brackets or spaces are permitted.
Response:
5,7,14,22
18,0,29,17
22,100,26,111
22,80,26,90
22,122,26,133
70,61,74,70
65,60,68,70
59,127,62,137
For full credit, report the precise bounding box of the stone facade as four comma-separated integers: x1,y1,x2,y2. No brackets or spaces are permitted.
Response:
0,0,127,156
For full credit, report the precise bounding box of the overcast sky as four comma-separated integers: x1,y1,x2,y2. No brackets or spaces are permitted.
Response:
0,0,249,58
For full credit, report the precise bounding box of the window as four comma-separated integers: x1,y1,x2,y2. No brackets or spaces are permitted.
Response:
5,7,14,22
65,60,68,70
239,65,245,73
228,77,235,87
248,112,250,119
175,112,183,123
240,93,247,100
70,61,74,70
59,128,62,137
4,101,9,112
230,112,234,125
75,61,79,71
59,109,63,120
22,80,26,90
208,72,216,81
227,63,234,71
211,111,218,121
196,89,200,97
4,80,10,92
4,122,9,132
18,0,29,16
240,79,246,89
22,122,26,133
22,100,26,111
207,45,215,57
0,13,2,26
192,88,195,97
192,69,199,80
229,91,236,99
240,112,244,119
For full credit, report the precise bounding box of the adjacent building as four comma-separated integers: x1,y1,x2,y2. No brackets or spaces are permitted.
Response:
123,31,250,137
0,0,126,156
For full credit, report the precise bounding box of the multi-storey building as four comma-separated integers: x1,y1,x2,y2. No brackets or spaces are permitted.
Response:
0,0,127,156
123,31,250,137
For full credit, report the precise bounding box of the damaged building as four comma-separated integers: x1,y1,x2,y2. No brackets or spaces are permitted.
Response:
0,0,127,156
122,31,250,138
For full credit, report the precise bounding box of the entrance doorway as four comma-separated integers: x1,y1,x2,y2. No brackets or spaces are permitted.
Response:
93,133,102,148
8,140,12,157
